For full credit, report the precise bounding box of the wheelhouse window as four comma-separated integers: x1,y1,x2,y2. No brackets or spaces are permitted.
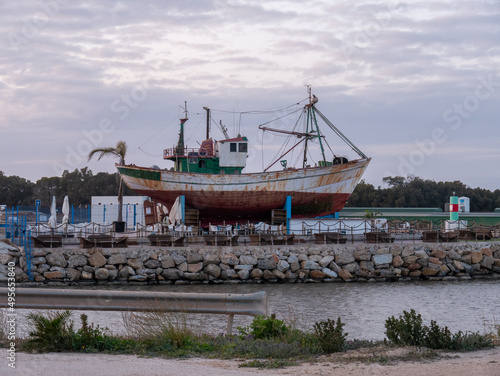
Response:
238,143,247,153
230,143,237,152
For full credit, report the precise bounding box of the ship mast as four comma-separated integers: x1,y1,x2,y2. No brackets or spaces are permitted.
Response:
176,101,188,155
306,86,327,165
203,106,210,139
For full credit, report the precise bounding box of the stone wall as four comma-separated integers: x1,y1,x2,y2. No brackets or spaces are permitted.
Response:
2,241,500,285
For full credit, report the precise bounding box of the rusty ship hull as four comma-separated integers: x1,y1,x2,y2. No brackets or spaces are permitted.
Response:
117,157,370,224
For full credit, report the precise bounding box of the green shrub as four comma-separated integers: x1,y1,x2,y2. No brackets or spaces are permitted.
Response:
72,314,119,352
449,331,494,351
384,309,426,346
424,320,452,349
23,310,75,352
238,314,289,340
385,310,494,351
312,317,347,353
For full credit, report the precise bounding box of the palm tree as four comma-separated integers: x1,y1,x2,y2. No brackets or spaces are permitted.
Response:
88,140,127,224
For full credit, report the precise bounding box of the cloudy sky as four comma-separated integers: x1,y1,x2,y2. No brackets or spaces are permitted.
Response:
1,0,499,192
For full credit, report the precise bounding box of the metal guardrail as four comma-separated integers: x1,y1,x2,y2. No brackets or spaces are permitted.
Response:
0,288,268,335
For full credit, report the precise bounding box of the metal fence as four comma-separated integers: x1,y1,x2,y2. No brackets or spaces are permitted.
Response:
2,205,499,244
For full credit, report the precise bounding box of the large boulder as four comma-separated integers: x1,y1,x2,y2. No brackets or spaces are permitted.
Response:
161,268,183,280
337,269,353,281
277,260,290,272
187,262,203,273
204,264,221,278
67,254,87,268
187,253,204,264
470,251,483,264
238,269,250,280
44,270,65,279
430,249,447,259
45,252,67,268
373,254,393,266
335,251,355,265
144,259,161,269
127,258,144,269
204,254,221,265
107,254,128,265
160,256,175,269
310,270,326,279
257,259,276,270
88,252,107,267
221,253,239,266
239,255,257,265
95,268,109,280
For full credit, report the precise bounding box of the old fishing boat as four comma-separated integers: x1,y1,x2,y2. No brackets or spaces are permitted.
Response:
117,89,371,224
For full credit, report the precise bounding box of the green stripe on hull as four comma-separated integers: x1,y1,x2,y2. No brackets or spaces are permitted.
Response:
118,167,161,181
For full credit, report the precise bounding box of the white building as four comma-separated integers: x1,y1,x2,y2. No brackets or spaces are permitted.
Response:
91,196,148,228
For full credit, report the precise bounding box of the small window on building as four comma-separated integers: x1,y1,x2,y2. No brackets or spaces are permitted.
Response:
230,143,237,152
238,143,247,153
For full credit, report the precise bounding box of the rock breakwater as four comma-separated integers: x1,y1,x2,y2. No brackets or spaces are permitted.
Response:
2,242,500,285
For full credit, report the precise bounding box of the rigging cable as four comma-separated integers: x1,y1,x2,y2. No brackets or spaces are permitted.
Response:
128,115,180,156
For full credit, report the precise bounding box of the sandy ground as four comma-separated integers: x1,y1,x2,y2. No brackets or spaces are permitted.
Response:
3,346,499,376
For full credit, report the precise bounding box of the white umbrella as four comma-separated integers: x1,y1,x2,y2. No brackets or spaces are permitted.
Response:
169,196,183,226
48,196,57,231
62,196,69,233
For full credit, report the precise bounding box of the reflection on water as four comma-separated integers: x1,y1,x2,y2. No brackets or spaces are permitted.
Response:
14,279,500,341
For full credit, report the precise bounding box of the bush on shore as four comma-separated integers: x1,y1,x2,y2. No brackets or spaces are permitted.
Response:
385,309,494,351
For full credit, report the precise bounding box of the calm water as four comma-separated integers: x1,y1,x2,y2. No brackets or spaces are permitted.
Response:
14,279,500,340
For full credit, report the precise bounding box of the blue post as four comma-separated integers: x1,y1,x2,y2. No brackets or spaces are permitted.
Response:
133,204,136,227
23,214,27,248
126,203,129,227
71,205,74,224
284,196,292,235
103,204,106,223
181,195,185,224
7,206,12,239
88,206,91,222
27,229,33,280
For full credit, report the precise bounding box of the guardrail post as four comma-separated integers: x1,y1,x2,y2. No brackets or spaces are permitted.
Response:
226,314,234,335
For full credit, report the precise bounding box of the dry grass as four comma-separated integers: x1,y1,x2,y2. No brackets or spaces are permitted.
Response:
121,298,202,348
480,315,500,346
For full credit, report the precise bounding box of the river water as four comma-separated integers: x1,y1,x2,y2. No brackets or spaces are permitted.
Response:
11,280,500,340
13,279,500,341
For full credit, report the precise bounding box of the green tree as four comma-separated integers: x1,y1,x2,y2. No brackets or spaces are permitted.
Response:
32,176,62,207
346,180,381,207
59,168,94,206
0,172,35,206
88,141,127,222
